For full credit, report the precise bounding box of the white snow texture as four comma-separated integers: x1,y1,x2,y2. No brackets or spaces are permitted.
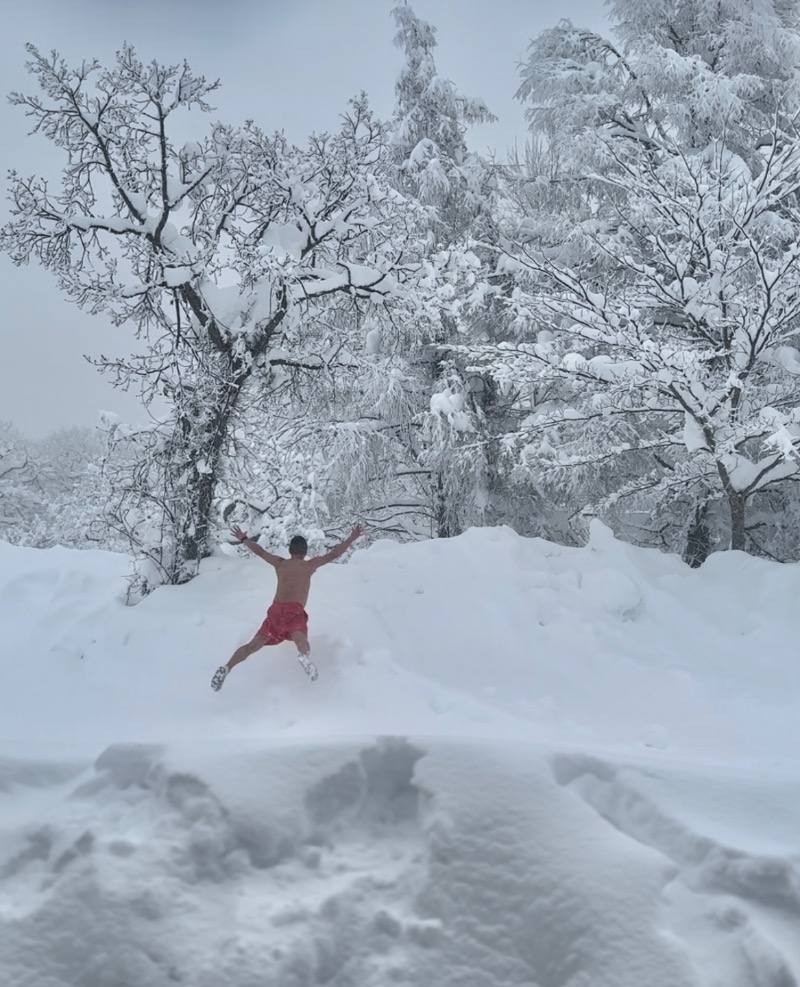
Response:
2,523,800,986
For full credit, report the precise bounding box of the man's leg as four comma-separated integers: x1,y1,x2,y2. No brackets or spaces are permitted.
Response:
291,630,310,656
211,633,270,691
291,630,318,682
227,633,271,670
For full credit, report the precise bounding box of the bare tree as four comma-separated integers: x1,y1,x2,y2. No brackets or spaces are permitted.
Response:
1,46,431,590
474,131,800,551
0,421,40,530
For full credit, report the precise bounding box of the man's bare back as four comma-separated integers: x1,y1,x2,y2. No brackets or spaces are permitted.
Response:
210,524,363,691
271,557,319,607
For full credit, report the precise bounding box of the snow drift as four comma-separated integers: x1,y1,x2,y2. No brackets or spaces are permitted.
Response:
2,524,800,986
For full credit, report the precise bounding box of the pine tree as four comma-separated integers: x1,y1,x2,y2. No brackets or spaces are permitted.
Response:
389,3,503,536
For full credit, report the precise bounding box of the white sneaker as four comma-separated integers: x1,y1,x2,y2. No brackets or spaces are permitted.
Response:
210,666,228,691
297,653,318,682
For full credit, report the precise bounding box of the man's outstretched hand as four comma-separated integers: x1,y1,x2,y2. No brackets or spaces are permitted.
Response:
348,524,364,542
230,525,247,542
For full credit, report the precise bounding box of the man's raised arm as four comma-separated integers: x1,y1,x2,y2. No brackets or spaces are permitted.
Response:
230,525,283,567
312,525,364,567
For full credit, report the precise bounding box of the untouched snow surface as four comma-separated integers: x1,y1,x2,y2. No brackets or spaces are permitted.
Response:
2,522,800,986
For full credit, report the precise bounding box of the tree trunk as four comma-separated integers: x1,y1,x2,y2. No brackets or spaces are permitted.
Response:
683,502,712,568
435,471,453,538
168,289,286,583
728,490,746,551
171,368,245,583
716,462,747,552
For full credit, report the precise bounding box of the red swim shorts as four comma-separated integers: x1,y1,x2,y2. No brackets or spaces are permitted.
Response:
257,602,308,644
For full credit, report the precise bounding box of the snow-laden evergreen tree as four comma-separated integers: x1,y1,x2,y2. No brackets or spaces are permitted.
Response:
390,2,495,239
389,3,504,536
473,0,800,558
1,47,437,591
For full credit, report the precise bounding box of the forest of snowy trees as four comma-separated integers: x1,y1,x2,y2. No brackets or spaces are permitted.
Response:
5,0,800,591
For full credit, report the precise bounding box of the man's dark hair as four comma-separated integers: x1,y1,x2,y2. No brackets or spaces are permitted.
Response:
288,535,308,557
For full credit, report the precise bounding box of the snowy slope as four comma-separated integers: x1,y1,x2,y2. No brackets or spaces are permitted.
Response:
2,524,800,986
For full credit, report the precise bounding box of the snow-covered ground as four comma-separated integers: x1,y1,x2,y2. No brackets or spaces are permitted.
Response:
2,523,800,986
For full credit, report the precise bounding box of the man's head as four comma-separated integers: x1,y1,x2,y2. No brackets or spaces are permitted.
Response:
288,535,308,558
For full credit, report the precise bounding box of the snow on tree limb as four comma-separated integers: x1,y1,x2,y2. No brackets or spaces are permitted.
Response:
0,45,442,588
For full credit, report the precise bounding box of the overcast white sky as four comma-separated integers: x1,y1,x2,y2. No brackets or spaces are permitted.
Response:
0,0,608,438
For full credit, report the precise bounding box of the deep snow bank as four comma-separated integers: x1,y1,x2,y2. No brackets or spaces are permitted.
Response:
3,521,800,759
3,525,800,986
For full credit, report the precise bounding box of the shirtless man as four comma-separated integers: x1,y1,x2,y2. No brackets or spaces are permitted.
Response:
210,524,364,691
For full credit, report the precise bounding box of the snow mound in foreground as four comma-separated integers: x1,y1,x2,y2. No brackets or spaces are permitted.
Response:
3,738,800,987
